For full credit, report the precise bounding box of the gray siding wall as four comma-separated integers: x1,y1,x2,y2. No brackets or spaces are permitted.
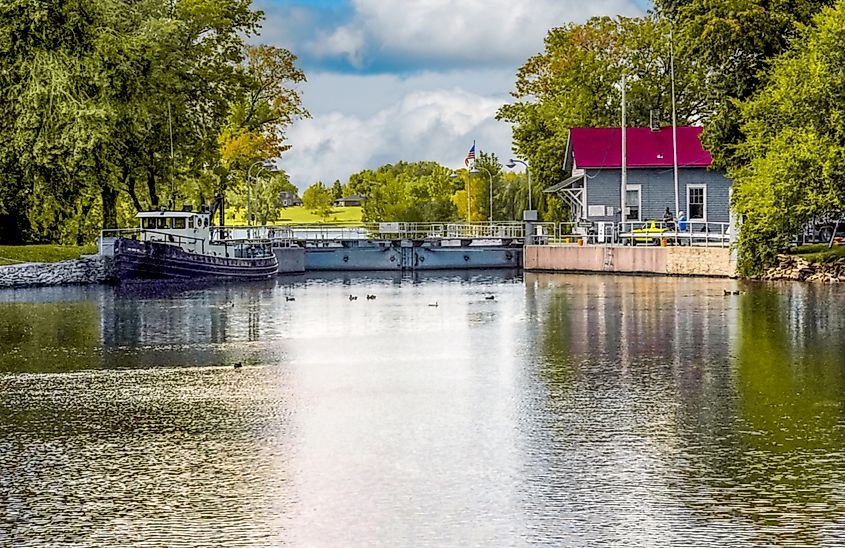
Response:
583,167,732,223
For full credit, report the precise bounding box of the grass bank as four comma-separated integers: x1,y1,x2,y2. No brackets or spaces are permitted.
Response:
787,243,845,263
0,244,98,266
228,206,363,225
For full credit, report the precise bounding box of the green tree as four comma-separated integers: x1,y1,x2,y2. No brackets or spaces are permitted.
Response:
302,182,333,219
349,161,459,223
497,15,707,213
730,1,845,275
657,0,834,170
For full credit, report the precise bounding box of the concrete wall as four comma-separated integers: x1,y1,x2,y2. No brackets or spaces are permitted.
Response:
273,247,306,273
584,167,732,223
525,245,735,277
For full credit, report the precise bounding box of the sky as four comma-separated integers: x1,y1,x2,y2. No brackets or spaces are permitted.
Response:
254,0,650,190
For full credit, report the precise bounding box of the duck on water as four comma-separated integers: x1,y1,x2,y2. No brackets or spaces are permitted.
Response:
107,199,279,282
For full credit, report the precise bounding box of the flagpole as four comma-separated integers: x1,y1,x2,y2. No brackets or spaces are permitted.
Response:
621,75,627,234
670,29,680,221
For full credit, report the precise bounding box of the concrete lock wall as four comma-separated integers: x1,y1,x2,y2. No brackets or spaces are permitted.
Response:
0,256,115,288
273,247,306,274
524,245,736,277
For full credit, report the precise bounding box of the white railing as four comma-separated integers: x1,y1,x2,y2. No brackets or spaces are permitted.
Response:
541,221,731,248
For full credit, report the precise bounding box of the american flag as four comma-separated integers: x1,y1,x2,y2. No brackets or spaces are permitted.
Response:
464,142,476,167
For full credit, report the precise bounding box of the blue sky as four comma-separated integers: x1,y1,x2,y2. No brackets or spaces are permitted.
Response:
255,0,648,189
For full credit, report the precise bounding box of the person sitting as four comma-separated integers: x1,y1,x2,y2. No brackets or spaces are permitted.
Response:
662,207,674,230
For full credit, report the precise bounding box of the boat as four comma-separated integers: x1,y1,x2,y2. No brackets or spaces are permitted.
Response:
112,207,278,282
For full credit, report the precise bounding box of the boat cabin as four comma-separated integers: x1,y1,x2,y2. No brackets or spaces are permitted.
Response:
134,210,272,258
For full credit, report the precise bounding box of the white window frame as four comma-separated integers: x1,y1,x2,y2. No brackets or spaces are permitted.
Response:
686,184,707,222
625,184,642,222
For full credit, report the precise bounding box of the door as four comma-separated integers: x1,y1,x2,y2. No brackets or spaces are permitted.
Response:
625,185,642,222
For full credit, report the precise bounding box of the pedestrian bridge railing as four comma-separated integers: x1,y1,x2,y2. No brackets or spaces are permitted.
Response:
545,221,732,248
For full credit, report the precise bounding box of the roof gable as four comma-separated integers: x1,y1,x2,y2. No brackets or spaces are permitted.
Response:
568,127,712,168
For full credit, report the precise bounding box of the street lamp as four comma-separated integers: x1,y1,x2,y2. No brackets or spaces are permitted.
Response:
470,165,494,222
506,158,531,212
247,160,273,225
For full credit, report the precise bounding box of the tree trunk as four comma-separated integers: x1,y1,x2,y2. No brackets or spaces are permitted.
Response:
101,187,118,231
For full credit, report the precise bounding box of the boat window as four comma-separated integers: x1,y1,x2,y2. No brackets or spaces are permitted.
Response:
173,218,186,229
142,218,155,229
187,218,193,229
157,218,170,229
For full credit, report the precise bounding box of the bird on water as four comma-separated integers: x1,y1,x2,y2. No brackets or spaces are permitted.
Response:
485,295,495,300
366,294,376,300
349,294,358,301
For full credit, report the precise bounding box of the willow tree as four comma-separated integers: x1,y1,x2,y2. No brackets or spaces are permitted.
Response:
0,0,308,243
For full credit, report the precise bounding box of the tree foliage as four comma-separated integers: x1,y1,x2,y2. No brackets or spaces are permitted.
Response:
657,0,835,170
348,161,459,223
731,2,845,275
498,15,707,198
302,182,333,218
0,0,306,244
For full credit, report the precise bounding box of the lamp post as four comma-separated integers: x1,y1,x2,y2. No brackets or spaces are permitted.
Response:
247,160,274,226
506,158,535,244
506,158,531,212
470,165,494,222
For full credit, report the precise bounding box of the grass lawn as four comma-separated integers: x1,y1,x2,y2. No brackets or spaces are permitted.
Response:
788,243,845,263
0,244,98,266
229,206,363,225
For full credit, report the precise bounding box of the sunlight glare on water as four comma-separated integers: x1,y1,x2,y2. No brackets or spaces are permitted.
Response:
2,272,845,546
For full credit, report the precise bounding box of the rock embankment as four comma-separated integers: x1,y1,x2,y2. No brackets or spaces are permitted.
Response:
0,256,114,288
761,254,845,282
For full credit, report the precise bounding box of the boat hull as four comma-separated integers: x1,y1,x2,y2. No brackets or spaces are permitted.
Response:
114,238,278,281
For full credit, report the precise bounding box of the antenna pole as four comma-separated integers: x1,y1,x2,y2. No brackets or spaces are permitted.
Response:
168,103,175,206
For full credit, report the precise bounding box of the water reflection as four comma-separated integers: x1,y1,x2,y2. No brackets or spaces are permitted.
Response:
1,273,845,545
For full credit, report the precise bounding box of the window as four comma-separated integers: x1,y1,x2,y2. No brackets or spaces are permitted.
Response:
173,218,186,229
687,185,706,221
625,185,641,221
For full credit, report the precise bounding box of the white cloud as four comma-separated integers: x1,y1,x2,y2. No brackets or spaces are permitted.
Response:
303,0,642,68
279,77,513,189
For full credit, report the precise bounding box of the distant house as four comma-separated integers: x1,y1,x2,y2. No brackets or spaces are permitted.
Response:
333,194,364,207
545,127,732,227
279,191,303,207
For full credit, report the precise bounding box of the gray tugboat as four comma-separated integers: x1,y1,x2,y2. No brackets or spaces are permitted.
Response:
111,202,278,281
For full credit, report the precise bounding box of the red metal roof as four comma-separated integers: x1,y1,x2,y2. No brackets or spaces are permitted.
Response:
569,127,712,168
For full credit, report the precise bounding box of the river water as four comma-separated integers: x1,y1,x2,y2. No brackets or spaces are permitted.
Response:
1,272,845,546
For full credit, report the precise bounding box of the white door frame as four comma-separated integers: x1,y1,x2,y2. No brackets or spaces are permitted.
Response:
625,184,642,222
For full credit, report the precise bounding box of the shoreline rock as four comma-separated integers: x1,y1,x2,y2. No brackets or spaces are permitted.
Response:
760,254,845,283
0,256,115,288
